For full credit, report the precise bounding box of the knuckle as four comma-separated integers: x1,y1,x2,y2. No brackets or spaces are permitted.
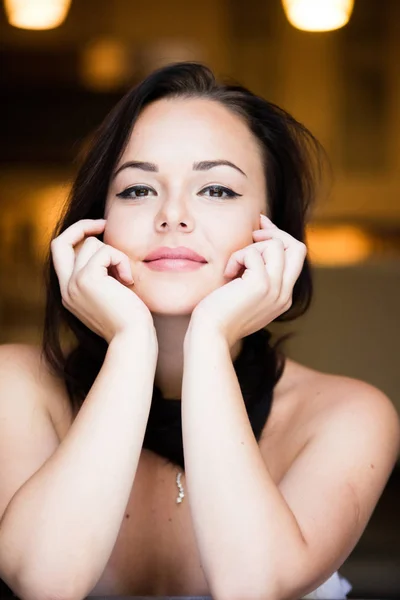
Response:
273,237,284,246
257,279,269,294
91,242,107,256
101,243,113,254
298,241,307,254
283,296,293,310
84,236,101,248
271,288,281,303
75,269,91,290
103,243,120,256
67,280,80,300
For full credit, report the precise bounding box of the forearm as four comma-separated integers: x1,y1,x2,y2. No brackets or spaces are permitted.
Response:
0,330,157,600
182,323,306,600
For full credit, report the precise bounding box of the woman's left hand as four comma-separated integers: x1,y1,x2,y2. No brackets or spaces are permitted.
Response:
189,214,307,348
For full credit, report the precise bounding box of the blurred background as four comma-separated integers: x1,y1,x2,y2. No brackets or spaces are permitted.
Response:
0,0,399,597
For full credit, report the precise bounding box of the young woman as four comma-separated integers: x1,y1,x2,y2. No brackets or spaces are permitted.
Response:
0,62,398,600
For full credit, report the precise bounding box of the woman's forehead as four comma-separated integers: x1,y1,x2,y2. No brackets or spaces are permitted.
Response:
122,98,262,171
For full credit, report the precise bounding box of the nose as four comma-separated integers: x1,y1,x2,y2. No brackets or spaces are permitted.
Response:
155,193,195,232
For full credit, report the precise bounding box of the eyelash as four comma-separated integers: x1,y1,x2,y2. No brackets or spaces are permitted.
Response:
116,184,241,201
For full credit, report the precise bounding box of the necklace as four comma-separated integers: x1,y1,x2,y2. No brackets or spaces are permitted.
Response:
176,470,185,504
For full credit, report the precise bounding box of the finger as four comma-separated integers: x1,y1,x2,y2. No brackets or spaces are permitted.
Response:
81,244,134,284
254,228,307,300
260,239,285,296
260,214,278,229
224,240,273,277
252,228,275,242
224,245,265,281
51,219,106,292
74,238,130,285
254,224,307,298
281,242,307,298
73,236,104,274
239,246,267,283
252,227,292,248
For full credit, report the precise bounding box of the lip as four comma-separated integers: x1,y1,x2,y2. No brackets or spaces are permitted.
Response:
144,258,207,272
143,246,207,263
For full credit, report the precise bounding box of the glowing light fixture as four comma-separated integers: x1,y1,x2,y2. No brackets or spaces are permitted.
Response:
79,38,132,92
282,0,354,32
306,225,373,266
4,0,72,30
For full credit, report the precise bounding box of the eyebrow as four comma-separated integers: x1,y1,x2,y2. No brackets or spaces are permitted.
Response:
112,159,247,179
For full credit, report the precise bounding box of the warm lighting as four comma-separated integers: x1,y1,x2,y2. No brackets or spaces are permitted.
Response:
306,225,373,266
79,38,133,92
33,183,70,260
141,40,205,74
4,0,72,30
282,0,354,32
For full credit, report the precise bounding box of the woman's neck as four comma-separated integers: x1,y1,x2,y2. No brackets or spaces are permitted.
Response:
152,313,242,400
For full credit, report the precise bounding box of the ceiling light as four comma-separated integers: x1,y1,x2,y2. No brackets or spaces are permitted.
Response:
282,0,354,32
4,0,72,30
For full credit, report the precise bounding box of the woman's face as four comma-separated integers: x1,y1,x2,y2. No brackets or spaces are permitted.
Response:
104,97,267,315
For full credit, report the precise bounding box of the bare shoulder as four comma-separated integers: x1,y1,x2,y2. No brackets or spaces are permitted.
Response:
0,342,74,438
261,358,400,597
0,343,74,526
283,357,400,461
0,343,51,399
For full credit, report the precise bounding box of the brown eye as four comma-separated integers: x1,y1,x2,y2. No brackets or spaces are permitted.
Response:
116,185,156,199
200,185,241,199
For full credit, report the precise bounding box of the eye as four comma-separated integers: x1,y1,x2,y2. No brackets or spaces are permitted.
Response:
115,184,242,201
116,185,156,199
199,185,241,200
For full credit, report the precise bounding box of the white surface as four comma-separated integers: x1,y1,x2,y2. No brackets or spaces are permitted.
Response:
302,571,352,599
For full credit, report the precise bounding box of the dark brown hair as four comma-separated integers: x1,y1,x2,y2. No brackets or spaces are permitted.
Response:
41,62,325,467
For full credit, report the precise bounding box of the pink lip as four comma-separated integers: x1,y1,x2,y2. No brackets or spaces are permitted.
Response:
144,258,206,272
144,246,207,262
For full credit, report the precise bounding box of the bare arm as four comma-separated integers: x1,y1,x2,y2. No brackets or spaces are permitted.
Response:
182,322,400,600
0,331,157,600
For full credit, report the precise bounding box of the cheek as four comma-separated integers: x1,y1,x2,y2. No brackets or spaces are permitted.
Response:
222,222,254,255
103,220,131,253
103,215,144,263
103,208,131,243
102,224,118,247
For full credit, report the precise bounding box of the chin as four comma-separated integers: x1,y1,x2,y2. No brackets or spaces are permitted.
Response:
134,287,202,316
144,300,197,316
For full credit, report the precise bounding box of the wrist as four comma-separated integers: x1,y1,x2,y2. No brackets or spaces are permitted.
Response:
110,327,158,356
184,316,228,353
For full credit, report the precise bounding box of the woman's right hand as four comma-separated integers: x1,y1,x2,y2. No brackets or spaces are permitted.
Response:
51,219,155,344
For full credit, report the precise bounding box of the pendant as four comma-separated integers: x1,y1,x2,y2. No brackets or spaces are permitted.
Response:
176,470,185,504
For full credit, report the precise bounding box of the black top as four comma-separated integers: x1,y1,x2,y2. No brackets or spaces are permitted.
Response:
143,328,283,471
